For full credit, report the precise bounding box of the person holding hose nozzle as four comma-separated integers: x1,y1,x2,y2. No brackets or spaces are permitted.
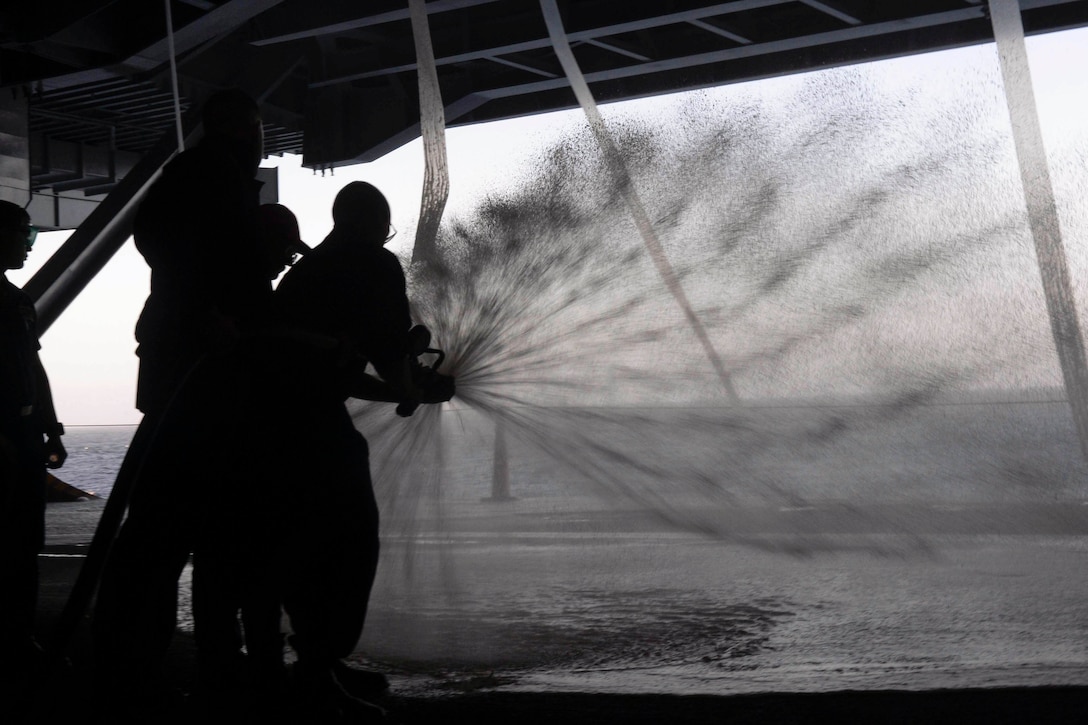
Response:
184,181,453,722
90,182,449,722
89,171,448,723
266,180,454,718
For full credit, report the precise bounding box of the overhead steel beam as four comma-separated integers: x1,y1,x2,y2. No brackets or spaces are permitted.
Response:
472,6,994,101
120,0,288,73
798,0,862,26
250,0,503,46
484,56,561,78
309,0,794,89
345,92,490,165
307,0,1086,94
687,19,753,45
22,116,195,333
583,39,653,62
318,0,1088,165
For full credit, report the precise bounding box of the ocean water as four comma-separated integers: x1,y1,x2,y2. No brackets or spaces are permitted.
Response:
44,415,1088,696
49,424,136,500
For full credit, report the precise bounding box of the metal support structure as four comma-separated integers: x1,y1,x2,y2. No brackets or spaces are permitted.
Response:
165,0,185,152
990,0,1088,461
407,0,451,265
0,92,30,206
22,114,200,333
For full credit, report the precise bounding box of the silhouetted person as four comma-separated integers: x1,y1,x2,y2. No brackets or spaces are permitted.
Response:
131,87,269,417
92,88,275,707
92,183,450,721
267,181,454,712
182,202,311,695
186,181,453,719
0,200,67,695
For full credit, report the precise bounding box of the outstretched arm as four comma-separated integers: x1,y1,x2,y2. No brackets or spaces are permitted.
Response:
347,354,453,408
342,346,422,404
347,368,412,403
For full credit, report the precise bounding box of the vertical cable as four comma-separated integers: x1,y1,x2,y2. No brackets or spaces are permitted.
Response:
165,0,184,152
408,0,450,265
539,0,739,404
406,0,452,509
990,0,1088,460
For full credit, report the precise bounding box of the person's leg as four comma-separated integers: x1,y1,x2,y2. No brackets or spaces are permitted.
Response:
91,407,198,697
0,435,47,684
91,509,193,687
281,429,384,720
239,567,287,685
168,352,255,689
192,515,286,691
284,428,378,660
283,530,376,667
191,548,247,687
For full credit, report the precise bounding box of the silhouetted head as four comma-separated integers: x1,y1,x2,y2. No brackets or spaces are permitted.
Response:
331,181,394,247
0,199,35,271
258,203,310,279
200,88,264,175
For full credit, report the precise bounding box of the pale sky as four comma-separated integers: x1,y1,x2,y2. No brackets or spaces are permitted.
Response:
8,26,1088,425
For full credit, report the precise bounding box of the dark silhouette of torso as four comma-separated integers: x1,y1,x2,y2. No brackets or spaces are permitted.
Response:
132,134,270,414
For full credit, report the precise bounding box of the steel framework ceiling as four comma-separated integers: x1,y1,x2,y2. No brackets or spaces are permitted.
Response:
4,1,1088,330
4,0,1088,191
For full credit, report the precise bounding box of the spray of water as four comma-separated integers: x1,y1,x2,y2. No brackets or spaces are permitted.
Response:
349,62,1088,572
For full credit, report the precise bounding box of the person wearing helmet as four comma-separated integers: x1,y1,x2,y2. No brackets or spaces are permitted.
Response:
197,181,453,717
93,182,450,721
0,200,67,697
274,181,421,398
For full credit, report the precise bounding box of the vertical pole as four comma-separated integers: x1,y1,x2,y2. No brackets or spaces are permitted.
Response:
990,0,1088,461
487,419,513,501
165,0,185,152
407,0,450,265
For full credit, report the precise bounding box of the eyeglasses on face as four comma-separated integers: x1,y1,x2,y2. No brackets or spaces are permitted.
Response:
24,225,39,248
385,224,397,242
